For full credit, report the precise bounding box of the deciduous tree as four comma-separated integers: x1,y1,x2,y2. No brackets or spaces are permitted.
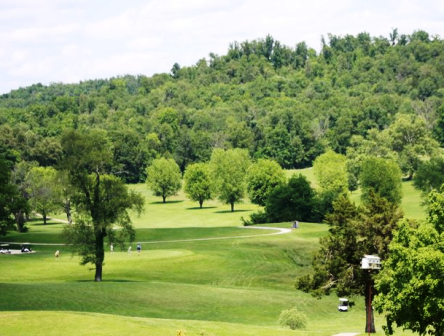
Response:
360,157,403,205
375,187,444,336
246,159,286,206
183,163,212,208
60,129,144,282
0,156,24,236
313,149,348,194
146,157,182,203
25,166,59,225
265,174,316,223
210,148,250,212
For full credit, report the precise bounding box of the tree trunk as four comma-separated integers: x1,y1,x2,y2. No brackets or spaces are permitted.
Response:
43,210,47,225
94,229,105,282
163,196,166,203
365,279,376,333
64,199,72,224
13,210,25,233
199,200,203,209
231,202,234,212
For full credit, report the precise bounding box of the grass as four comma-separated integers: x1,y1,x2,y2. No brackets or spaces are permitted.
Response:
0,170,422,335
128,184,261,228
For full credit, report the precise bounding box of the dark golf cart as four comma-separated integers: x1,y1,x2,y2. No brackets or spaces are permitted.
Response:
21,243,32,253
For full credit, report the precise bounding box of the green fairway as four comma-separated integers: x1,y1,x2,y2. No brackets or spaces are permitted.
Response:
0,172,420,335
128,184,261,228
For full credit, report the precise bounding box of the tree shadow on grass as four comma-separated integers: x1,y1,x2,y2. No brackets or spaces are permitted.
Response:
185,206,217,210
27,218,43,223
33,222,64,226
75,279,141,283
149,200,184,204
214,210,250,214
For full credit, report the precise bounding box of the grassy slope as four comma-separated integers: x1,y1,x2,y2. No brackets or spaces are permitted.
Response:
0,172,420,335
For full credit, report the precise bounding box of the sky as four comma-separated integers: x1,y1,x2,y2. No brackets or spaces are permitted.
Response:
1,0,444,94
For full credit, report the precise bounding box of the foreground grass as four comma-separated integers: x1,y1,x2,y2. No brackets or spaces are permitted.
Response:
0,219,410,335
2,310,390,336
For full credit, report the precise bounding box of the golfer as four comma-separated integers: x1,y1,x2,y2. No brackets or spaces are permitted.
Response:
137,243,141,255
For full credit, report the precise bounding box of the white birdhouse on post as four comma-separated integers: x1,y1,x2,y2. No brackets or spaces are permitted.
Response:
361,255,381,270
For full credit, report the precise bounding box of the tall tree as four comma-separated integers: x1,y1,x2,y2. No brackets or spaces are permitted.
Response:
183,163,212,208
265,174,316,223
25,166,59,225
413,156,444,195
10,161,36,232
296,192,403,333
210,148,250,212
375,187,444,336
146,157,182,203
313,149,349,194
386,114,440,180
246,159,286,206
0,156,24,236
60,129,144,282
360,157,403,205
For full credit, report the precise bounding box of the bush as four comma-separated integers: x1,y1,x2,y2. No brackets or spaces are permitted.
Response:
241,210,269,225
278,306,307,330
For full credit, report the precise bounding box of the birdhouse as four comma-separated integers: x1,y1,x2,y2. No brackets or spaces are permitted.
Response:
361,255,381,269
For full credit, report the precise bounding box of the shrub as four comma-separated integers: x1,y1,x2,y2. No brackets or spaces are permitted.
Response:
278,306,307,330
241,210,269,225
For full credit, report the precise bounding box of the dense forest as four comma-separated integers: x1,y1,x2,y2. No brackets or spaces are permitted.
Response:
1,29,443,183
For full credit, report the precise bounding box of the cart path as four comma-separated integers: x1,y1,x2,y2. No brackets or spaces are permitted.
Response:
1,226,293,246
332,333,359,336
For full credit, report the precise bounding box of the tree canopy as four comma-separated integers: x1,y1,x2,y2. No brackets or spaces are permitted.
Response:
146,157,182,203
246,159,286,206
360,157,403,205
375,187,444,336
183,162,212,208
210,148,250,212
0,30,443,182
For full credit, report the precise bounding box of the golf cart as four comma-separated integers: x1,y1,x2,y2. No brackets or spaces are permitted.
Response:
0,244,11,254
338,298,349,312
21,243,32,253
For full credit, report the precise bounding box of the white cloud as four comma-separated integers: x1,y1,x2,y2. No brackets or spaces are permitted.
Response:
0,0,444,93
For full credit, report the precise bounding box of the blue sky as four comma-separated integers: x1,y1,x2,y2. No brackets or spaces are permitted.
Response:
1,0,443,94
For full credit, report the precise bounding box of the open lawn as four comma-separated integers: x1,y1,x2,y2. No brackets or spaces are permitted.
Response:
0,171,420,335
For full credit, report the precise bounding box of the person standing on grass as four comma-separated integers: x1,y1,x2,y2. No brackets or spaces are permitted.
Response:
110,243,114,254
55,250,60,258
137,243,141,255
128,245,131,254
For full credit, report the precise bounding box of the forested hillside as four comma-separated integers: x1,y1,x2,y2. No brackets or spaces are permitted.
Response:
1,29,443,183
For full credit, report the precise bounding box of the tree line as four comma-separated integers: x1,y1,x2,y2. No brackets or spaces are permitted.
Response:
0,29,443,183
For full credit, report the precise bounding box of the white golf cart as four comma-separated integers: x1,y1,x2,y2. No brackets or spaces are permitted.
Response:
338,298,349,312
0,244,11,254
